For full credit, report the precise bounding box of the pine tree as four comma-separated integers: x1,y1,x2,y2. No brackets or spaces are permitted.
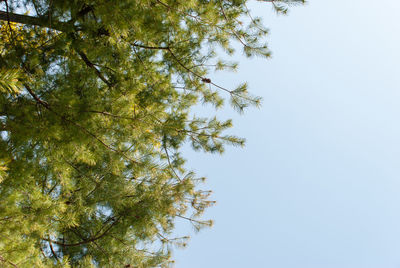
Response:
0,0,303,267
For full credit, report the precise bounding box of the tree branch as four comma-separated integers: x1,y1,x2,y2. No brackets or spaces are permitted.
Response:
24,84,138,164
43,216,122,247
77,50,113,87
24,83,49,108
0,10,67,31
131,43,170,50
0,255,18,268
48,241,60,264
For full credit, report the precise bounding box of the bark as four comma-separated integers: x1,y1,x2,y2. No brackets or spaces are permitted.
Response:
0,10,67,31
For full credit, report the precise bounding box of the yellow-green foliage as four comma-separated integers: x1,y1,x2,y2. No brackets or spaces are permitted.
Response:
0,68,22,95
0,0,302,266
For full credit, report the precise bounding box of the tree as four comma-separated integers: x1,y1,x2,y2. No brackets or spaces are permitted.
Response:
0,0,303,267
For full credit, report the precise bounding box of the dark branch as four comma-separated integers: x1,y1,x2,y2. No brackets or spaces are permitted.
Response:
77,50,113,87
0,10,67,31
77,4,94,17
24,83,50,108
48,241,60,263
43,216,122,247
131,43,170,50
0,255,18,268
24,84,137,164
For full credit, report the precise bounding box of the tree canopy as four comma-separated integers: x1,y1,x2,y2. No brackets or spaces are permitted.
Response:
0,0,303,267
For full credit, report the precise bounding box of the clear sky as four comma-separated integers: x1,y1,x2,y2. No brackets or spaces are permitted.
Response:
173,0,400,267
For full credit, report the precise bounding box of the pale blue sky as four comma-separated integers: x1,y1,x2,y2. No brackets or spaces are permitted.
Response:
174,0,400,267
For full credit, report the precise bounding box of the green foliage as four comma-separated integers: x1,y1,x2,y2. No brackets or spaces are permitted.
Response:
0,0,302,266
0,68,22,95
260,0,306,14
